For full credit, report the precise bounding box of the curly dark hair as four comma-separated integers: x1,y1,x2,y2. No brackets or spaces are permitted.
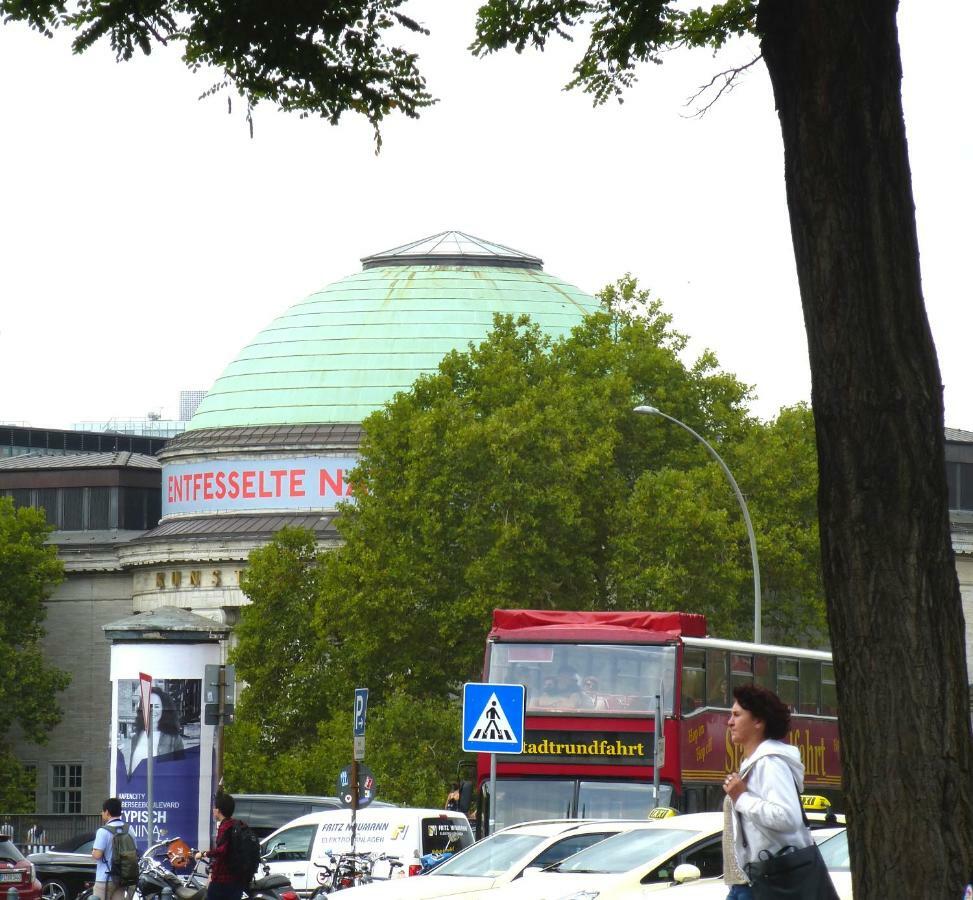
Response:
214,792,236,818
733,684,792,740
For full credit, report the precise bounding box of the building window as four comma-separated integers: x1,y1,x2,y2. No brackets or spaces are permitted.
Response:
61,488,84,530
88,487,111,529
50,763,82,813
947,461,973,511
23,764,38,813
36,489,59,526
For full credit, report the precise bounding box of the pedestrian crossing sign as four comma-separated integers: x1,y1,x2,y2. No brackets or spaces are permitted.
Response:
462,683,525,754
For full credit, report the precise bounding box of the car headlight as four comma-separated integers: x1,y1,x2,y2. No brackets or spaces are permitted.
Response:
557,891,600,900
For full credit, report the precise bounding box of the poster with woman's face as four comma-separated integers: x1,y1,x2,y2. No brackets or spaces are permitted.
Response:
115,678,201,850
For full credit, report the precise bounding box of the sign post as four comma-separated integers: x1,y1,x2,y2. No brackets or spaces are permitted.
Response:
653,692,662,803
204,664,236,793
351,688,368,855
139,672,154,845
462,683,525,835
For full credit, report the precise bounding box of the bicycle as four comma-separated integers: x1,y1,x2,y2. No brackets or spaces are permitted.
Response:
309,850,374,895
307,849,403,894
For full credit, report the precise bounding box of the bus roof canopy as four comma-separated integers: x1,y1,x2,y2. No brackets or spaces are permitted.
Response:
489,609,707,643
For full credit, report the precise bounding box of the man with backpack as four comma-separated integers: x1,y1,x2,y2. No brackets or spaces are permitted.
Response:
91,798,138,900
194,793,259,900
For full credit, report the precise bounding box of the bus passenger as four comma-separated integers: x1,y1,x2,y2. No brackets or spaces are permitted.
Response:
535,676,559,708
552,665,586,708
581,676,608,710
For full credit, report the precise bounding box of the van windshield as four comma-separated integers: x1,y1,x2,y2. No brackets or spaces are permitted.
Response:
432,833,545,877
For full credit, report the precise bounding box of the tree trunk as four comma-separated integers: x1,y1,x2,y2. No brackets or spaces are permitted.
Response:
756,0,973,895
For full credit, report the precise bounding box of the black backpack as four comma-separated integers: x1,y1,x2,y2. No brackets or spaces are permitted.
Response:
227,820,261,883
107,822,139,885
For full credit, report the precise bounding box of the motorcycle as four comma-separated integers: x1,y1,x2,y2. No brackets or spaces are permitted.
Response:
138,839,207,900
78,839,297,900
247,859,299,900
74,839,206,900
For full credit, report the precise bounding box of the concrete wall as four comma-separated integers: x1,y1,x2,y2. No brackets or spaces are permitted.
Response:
14,571,133,815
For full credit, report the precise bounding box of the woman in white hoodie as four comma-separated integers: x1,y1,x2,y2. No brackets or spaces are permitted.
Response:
723,684,811,899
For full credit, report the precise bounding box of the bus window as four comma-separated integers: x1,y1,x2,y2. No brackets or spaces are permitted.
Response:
706,650,728,707
487,779,575,831
821,663,838,716
754,654,776,690
490,642,677,715
799,660,820,714
798,659,821,716
778,658,799,709
682,648,705,712
730,653,753,692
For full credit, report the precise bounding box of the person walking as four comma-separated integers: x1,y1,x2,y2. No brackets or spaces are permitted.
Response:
91,798,134,900
194,793,249,900
722,685,811,899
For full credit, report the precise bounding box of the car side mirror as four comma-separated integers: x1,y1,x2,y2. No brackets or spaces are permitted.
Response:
673,863,702,884
521,866,544,877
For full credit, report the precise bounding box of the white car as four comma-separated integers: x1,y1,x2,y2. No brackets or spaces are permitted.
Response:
470,813,725,900
608,827,852,900
816,828,852,899
337,819,648,899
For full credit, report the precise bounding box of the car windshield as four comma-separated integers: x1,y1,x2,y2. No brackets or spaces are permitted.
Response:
817,830,849,870
551,827,695,875
432,833,546,878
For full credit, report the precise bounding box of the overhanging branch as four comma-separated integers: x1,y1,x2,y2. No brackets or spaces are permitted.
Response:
684,53,762,117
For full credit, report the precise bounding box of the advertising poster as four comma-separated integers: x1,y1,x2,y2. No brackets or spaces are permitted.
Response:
115,677,202,849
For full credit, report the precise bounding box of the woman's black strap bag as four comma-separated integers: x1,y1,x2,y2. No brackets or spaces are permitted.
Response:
745,842,839,900
738,777,840,900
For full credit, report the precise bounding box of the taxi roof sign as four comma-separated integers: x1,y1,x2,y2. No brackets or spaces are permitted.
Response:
647,806,678,819
800,794,832,811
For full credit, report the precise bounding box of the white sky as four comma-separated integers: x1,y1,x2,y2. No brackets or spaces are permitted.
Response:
0,2,969,430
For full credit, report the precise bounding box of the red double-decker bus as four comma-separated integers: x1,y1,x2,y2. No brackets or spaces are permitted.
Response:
475,609,841,834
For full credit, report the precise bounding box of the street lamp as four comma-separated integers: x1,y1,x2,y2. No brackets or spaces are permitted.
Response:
633,405,762,643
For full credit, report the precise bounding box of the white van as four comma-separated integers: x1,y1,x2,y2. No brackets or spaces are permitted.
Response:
260,807,474,893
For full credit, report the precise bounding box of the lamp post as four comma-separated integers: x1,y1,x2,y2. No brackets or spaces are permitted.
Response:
633,405,762,643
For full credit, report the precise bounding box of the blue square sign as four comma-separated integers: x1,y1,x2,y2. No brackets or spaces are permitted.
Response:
354,688,369,737
462,683,525,754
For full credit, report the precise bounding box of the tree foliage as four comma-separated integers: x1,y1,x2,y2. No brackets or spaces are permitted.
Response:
231,527,330,750
0,497,70,810
316,280,822,705
0,0,434,143
227,284,823,805
225,687,467,809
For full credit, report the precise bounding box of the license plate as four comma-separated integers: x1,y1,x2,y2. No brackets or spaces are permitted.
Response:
0,873,22,883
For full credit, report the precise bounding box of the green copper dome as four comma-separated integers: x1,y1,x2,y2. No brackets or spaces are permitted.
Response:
188,232,599,430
